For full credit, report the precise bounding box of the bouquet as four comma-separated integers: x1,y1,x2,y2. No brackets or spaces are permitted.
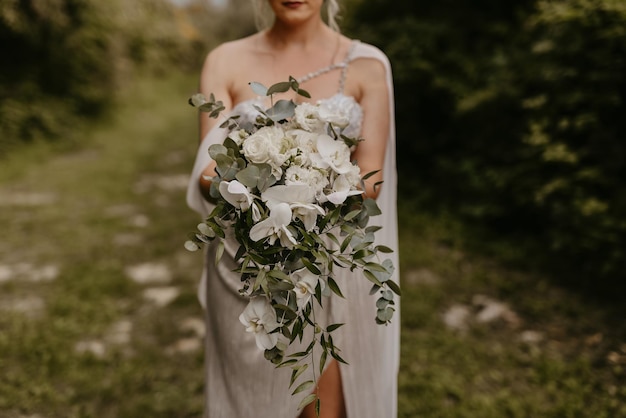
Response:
186,78,399,411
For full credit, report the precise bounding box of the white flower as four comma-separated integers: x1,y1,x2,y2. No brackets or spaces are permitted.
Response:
249,203,297,248
316,103,349,129
218,180,254,211
324,174,363,205
228,129,249,146
241,126,282,164
290,268,325,309
239,297,280,350
262,185,325,231
294,102,325,132
312,134,353,174
284,166,329,196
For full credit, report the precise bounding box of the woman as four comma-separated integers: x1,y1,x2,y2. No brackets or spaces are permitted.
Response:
186,1,399,417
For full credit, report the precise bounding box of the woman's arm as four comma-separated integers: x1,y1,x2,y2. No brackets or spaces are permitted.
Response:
350,58,391,200
197,45,234,198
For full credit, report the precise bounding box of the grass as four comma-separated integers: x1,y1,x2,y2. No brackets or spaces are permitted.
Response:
0,72,624,418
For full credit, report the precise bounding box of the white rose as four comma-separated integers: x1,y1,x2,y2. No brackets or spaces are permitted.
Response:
294,102,325,132
285,166,329,195
242,126,282,164
316,102,349,129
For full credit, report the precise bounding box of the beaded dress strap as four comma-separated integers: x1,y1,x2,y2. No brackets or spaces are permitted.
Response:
296,40,360,92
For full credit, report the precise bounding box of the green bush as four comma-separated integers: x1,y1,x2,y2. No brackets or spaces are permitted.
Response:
345,0,626,283
0,0,201,154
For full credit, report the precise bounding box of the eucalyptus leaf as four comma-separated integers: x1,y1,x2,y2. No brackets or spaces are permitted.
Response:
363,198,382,216
266,99,296,121
208,144,228,160
267,81,292,95
189,93,207,107
249,81,268,96
363,270,383,286
386,279,402,296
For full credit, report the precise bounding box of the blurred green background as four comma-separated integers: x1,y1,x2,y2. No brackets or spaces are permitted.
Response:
0,0,624,417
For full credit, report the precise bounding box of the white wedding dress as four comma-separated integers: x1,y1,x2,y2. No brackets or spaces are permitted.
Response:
187,41,400,418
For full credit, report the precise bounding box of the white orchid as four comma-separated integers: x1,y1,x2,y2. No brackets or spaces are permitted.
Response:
312,134,354,174
324,174,363,205
239,297,280,350
219,180,255,211
262,185,325,231
290,268,325,310
249,203,297,248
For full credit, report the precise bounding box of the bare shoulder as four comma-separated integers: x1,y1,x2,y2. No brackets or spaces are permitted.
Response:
202,35,258,73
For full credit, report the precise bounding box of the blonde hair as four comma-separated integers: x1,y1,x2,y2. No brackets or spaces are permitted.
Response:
252,0,341,32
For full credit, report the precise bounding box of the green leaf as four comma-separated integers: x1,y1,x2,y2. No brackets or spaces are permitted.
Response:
343,209,362,221
266,269,291,282
189,93,207,107
364,262,388,273
290,364,308,387
326,323,344,332
326,277,345,298
298,393,317,410
215,240,225,265
363,270,383,286
292,380,314,395
208,144,228,160
386,279,402,296
377,306,395,323
375,245,394,253
267,81,292,95
302,258,321,275
330,351,348,365
363,198,382,216
361,170,380,181
376,298,390,310
266,99,296,121
297,88,311,98
249,81,268,96
319,349,328,375
277,358,298,368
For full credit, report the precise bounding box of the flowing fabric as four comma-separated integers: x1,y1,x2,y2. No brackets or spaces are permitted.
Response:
186,41,400,418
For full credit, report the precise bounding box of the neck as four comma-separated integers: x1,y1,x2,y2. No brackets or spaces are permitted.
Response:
265,18,334,50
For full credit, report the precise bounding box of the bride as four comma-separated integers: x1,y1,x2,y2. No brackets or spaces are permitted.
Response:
186,1,400,417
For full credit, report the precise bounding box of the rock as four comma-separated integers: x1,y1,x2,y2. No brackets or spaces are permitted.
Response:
442,304,471,332
124,263,172,284
520,330,544,344
180,317,205,338
142,286,180,307
473,294,520,328
167,338,202,355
